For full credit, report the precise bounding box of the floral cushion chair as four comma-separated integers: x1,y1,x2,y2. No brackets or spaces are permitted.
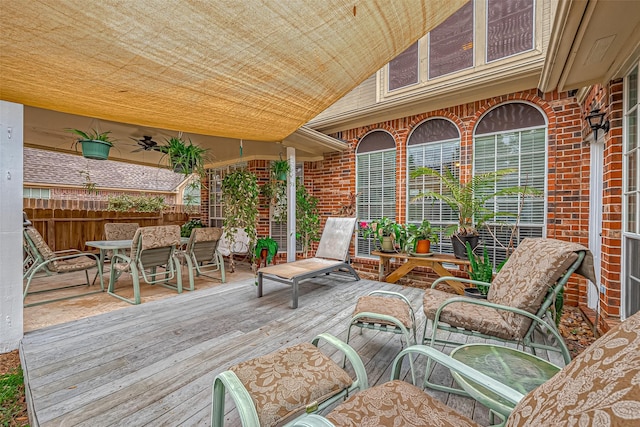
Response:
422,238,596,367
290,310,640,427
108,225,182,304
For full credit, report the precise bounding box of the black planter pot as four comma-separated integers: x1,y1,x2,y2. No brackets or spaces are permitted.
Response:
464,287,487,299
451,235,479,259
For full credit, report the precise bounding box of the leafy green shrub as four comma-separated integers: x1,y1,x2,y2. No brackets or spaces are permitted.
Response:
181,218,204,238
107,194,167,212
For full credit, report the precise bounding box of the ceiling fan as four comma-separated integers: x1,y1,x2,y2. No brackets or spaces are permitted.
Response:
130,135,160,152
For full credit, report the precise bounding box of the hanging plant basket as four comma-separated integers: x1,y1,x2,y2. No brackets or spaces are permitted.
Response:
80,139,113,160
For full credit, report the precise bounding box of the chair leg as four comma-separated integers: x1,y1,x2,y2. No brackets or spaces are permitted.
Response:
217,252,226,283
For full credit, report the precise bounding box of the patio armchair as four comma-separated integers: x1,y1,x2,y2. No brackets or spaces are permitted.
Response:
23,223,104,306
211,333,369,427
257,217,361,308
177,226,225,290
422,238,596,371
103,222,139,258
290,309,640,427
108,225,183,304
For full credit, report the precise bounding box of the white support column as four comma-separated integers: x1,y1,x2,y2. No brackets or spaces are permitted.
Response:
0,101,24,352
286,146,296,262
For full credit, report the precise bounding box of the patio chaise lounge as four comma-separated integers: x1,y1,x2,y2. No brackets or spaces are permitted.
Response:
257,217,360,308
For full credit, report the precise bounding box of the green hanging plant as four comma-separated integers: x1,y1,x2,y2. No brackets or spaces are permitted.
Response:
221,169,259,252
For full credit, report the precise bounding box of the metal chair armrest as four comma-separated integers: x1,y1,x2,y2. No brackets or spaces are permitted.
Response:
311,333,369,390
431,276,491,289
211,370,261,427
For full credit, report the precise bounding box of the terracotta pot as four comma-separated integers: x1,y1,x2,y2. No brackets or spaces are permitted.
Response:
415,239,430,253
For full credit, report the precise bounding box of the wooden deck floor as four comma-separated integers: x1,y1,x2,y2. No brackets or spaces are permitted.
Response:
20,272,564,426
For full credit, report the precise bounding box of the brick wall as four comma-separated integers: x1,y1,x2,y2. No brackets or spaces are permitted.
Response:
200,86,624,326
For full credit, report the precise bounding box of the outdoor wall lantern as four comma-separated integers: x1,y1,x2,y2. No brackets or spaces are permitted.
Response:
585,107,610,142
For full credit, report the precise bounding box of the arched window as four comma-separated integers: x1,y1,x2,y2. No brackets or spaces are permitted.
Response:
407,119,461,253
474,102,547,264
356,131,396,257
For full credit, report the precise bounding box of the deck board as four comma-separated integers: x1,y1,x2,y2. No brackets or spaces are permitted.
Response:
21,273,561,426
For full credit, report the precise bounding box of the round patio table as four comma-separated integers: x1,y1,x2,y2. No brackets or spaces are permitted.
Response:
450,343,561,421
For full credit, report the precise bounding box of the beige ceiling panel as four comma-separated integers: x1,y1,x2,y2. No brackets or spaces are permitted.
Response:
1,0,466,143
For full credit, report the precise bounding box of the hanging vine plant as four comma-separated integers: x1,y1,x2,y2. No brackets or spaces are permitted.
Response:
221,169,260,253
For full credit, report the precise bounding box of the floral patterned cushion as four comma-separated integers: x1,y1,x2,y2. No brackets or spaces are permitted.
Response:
230,342,353,427
487,238,583,337
53,256,97,273
24,226,96,273
325,380,479,427
353,295,413,329
507,310,640,426
104,222,139,240
423,289,516,340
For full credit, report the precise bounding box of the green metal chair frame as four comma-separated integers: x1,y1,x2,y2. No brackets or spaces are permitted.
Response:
423,251,585,373
108,225,182,305
288,310,640,427
211,333,369,427
347,290,417,348
179,227,225,291
22,225,104,307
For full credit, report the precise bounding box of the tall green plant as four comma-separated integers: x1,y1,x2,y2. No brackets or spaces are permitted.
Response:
465,242,493,295
410,167,540,237
221,170,259,252
296,182,320,257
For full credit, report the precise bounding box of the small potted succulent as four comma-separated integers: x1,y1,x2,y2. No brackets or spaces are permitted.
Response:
67,128,115,160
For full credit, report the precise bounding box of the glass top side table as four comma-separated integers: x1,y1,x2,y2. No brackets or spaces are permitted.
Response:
449,343,561,419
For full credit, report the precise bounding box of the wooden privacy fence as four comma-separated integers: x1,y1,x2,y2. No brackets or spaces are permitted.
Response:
23,208,191,252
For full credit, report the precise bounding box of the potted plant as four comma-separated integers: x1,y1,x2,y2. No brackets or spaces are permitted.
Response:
157,136,208,175
67,128,115,160
253,236,279,267
409,167,540,259
296,182,321,257
464,242,493,298
261,158,291,222
271,156,290,181
406,219,439,254
221,169,260,267
360,217,400,252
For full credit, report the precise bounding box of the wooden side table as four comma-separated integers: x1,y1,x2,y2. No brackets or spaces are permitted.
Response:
372,251,470,294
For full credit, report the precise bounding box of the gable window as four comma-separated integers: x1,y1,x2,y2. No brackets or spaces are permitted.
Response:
486,0,535,62
474,102,546,265
388,42,419,91
624,64,640,317
428,0,474,79
407,119,461,253
356,131,396,257
23,188,51,199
